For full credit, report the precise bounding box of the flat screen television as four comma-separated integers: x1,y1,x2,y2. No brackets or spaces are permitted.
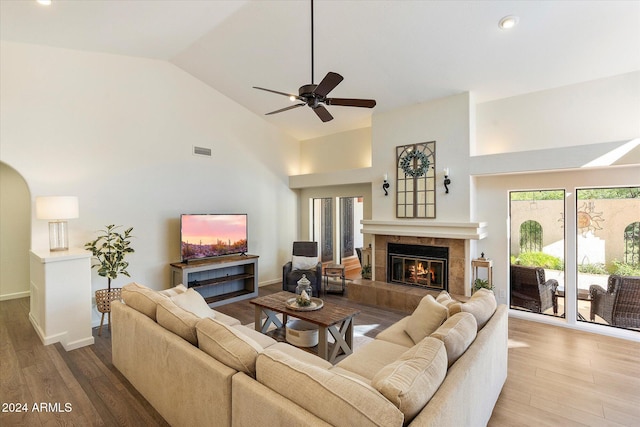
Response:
180,214,248,262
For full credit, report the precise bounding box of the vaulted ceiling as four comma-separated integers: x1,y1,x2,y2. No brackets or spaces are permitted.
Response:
2,0,639,140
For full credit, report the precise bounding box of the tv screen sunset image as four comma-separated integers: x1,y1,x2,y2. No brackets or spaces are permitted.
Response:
181,214,247,260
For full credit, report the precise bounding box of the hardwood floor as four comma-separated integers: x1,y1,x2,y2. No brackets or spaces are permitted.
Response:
1,284,639,426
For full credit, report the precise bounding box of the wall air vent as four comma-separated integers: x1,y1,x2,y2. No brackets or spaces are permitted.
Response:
193,146,212,157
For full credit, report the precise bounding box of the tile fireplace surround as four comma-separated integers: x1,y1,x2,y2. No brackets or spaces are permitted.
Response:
359,220,489,302
375,234,465,296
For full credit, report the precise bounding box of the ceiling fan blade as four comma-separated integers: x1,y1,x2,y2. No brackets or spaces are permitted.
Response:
326,98,377,108
313,72,343,97
253,86,300,100
265,104,305,115
313,105,333,122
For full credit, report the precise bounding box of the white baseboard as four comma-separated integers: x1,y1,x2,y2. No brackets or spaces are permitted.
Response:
0,290,30,301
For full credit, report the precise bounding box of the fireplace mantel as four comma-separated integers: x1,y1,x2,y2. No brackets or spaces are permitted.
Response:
361,220,488,240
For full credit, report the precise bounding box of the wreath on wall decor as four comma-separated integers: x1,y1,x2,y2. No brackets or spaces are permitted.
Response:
400,150,430,177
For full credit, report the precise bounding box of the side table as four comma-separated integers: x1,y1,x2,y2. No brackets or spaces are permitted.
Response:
324,264,345,294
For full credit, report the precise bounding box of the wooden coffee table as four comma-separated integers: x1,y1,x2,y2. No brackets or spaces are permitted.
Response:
250,291,360,364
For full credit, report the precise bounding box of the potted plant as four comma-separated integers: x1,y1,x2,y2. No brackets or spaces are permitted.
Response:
85,224,134,335
472,278,493,293
361,264,372,280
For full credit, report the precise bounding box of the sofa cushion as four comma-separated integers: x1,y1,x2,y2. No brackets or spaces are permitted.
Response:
197,318,272,378
232,324,278,349
212,310,242,327
335,339,410,381
449,288,497,330
171,288,215,319
371,337,447,423
256,348,404,427
156,298,200,345
122,282,168,321
430,312,477,366
375,317,414,348
158,284,188,297
404,294,448,344
269,342,333,369
292,255,318,271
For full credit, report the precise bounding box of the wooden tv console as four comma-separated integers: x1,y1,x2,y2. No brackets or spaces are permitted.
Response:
170,255,258,307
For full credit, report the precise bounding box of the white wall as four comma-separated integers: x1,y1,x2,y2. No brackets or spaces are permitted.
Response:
299,127,372,174
371,92,474,222
0,42,300,311
475,71,640,156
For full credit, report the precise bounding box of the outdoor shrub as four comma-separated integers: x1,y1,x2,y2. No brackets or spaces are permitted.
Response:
578,263,608,275
611,260,640,276
511,252,563,270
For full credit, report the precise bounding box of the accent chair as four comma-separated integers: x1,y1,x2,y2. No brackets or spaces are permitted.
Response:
282,241,322,297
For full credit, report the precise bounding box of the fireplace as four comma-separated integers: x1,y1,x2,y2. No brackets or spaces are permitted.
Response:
387,243,448,291
372,234,466,296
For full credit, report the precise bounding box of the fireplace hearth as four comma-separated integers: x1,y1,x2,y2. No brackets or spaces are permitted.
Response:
387,243,448,291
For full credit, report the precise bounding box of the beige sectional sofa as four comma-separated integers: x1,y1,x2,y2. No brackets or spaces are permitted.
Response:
112,283,507,427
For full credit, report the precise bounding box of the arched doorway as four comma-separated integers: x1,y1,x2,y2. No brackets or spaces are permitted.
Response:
0,161,31,300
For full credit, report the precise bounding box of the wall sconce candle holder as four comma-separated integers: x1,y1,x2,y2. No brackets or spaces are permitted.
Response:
383,174,390,196
443,168,451,194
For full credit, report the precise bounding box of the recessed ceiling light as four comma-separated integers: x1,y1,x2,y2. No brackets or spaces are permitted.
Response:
498,15,519,30
37,0,52,5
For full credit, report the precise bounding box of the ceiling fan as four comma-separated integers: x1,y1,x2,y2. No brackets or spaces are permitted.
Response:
253,0,376,122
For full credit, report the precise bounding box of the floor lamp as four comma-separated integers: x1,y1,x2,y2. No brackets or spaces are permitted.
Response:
35,196,79,252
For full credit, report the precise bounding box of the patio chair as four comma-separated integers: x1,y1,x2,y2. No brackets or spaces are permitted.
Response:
590,275,640,328
510,264,558,314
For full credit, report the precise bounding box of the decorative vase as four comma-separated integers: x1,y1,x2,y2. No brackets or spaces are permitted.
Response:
295,274,313,306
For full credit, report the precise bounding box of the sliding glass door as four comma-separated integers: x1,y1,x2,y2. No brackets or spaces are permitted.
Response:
575,187,639,330
509,190,565,317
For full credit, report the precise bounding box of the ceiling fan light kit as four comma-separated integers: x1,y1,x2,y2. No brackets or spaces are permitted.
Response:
253,0,376,122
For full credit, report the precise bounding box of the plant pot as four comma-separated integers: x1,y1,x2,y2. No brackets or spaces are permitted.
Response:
95,288,122,336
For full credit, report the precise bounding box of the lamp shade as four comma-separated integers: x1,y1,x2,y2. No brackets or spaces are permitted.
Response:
35,196,79,220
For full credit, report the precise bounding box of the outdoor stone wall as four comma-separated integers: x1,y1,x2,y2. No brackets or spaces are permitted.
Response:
511,198,639,265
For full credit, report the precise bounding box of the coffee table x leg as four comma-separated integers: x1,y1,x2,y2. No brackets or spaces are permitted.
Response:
255,307,286,333
318,315,354,364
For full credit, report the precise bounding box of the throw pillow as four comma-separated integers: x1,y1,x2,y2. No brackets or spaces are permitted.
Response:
156,298,200,345
158,284,187,297
448,288,497,330
121,282,169,321
196,318,265,377
434,290,459,316
171,288,215,319
430,312,477,366
371,337,448,423
404,294,448,344
435,290,452,304
292,255,318,271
